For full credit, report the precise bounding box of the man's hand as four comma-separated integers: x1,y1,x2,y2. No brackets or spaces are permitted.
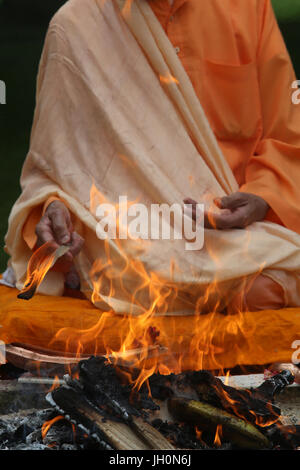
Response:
35,200,84,288
184,192,269,229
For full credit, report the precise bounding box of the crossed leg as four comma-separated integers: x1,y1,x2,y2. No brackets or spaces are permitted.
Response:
227,273,300,383
228,273,286,313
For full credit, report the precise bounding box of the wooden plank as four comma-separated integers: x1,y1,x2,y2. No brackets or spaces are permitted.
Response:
76,406,150,450
131,416,175,450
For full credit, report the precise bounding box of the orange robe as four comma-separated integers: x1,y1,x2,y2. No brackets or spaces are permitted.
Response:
149,0,300,233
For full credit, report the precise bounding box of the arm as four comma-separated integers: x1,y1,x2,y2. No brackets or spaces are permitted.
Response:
239,0,300,233
186,0,300,231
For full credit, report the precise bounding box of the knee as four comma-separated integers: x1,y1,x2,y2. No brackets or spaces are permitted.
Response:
229,274,286,312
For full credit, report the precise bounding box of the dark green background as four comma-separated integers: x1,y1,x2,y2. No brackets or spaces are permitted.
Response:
0,0,300,271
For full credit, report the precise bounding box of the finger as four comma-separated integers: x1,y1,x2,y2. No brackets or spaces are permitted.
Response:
210,206,250,229
203,208,233,229
68,231,84,257
47,201,72,228
35,215,58,246
184,200,217,227
53,232,83,271
217,193,248,210
49,210,71,245
213,197,223,209
204,210,218,229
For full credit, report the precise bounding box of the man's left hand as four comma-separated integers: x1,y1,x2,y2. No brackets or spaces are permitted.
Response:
184,192,269,229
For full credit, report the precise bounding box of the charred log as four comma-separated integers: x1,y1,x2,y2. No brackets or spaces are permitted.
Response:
37,357,298,450
266,424,300,450
167,397,270,449
46,357,174,450
186,370,293,426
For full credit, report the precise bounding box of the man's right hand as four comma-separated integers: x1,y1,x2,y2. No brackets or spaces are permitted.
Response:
35,200,84,288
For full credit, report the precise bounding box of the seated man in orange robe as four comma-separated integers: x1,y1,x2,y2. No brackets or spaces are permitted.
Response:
19,0,300,313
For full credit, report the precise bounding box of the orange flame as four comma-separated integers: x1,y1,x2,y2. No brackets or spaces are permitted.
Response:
213,424,222,447
49,375,61,392
122,0,134,18
224,370,230,386
26,183,269,398
195,426,203,443
41,415,64,439
18,242,68,300
159,72,179,86
41,415,77,443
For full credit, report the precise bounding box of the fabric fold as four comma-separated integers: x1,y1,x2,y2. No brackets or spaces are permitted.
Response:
4,0,300,314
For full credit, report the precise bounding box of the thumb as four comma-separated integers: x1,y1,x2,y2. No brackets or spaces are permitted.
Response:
49,210,71,245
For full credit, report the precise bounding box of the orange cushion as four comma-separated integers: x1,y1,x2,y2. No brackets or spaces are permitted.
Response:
0,283,299,371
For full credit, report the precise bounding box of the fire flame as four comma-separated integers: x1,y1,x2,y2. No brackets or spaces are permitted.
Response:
213,424,222,447
41,415,77,444
195,426,204,443
17,242,61,300
41,415,64,440
159,72,179,86
49,375,61,392
45,183,267,395
122,0,134,18
21,182,269,427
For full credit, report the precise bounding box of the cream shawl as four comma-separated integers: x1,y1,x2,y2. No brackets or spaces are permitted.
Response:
5,0,300,314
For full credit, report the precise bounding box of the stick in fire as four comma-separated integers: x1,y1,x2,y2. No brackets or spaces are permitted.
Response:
17,242,70,300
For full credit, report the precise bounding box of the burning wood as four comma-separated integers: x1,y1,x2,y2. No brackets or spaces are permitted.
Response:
267,424,300,450
186,370,293,426
46,357,174,450
18,376,65,386
167,397,270,449
17,242,69,300
0,355,299,450
47,385,174,450
41,356,299,450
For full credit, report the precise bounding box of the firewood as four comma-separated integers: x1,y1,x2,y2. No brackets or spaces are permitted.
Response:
266,424,300,450
47,386,145,450
76,356,175,449
47,385,174,450
130,416,174,450
18,377,65,386
188,370,283,426
45,357,175,449
168,397,270,449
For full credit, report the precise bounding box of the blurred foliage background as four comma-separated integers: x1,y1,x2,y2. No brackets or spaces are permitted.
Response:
0,0,300,270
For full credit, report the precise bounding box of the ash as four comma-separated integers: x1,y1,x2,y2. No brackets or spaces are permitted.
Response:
0,408,101,450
